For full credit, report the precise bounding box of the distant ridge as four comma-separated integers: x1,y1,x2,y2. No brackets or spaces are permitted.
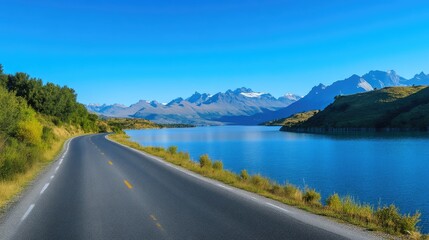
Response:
86,88,300,125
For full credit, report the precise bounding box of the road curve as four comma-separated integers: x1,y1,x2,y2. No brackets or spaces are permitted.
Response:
0,134,380,240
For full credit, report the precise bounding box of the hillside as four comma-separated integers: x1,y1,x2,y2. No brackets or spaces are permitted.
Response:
262,110,319,126
281,86,429,132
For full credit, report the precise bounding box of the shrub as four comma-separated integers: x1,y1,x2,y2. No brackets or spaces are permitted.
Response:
199,154,212,168
212,161,223,170
16,118,43,145
240,169,249,181
168,146,178,155
41,126,55,143
375,205,421,234
250,174,271,191
271,184,284,196
342,196,359,216
303,188,321,205
284,184,302,201
326,193,342,211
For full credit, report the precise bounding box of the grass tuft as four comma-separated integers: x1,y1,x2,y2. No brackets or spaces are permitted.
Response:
212,161,223,170
199,154,212,168
303,188,321,206
240,169,249,181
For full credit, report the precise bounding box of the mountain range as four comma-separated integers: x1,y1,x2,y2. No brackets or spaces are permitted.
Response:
87,88,301,125
87,70,429,125
223,70,429,124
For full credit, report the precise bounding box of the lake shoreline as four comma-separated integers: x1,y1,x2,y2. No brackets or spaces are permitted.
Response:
281,126,429,133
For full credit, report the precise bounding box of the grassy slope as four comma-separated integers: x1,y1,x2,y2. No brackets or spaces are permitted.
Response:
109,133,425,238
263,110,320,126
0,122,82,209
282,86,429,131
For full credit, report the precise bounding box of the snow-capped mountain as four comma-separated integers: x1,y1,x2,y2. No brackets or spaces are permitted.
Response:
87,87,301,125
236,70,429,124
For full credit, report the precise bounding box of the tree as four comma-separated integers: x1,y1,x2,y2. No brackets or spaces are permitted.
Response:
0,64,7,88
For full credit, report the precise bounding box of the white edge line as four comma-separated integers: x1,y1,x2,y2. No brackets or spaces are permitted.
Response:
20,204,35,222
216,183,232,191
266,202,291,213
17,137,74,225
40,183,50,195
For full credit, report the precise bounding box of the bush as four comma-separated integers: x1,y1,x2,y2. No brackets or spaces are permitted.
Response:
326,193,342,211
199,154,212,168
212,161,223,170
240,169,249,181
375,205,421,234
16,118,43,145
168,146,178,155
41,126,55,143
284,184,302,201
271,184,284,195
341,196,373,223
250,174,271,190
303,188,321,205
0,139,40,180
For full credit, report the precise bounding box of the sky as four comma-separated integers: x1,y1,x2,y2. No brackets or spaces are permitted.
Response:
1,0,429,105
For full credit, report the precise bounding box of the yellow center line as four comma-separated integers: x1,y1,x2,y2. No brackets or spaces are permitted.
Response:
124,180,133,189
149,214,165,232
108,161,113,165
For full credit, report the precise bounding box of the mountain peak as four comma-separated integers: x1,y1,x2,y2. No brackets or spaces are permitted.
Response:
363,70,403,88
233,87,253,94
186,91,211,104
282,93,301,101
415,71,427,78
166,97,184,106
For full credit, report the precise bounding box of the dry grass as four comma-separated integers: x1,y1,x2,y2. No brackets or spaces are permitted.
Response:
0,127,82,210
109,133,426,238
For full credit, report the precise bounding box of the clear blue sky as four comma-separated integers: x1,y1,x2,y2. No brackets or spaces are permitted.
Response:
1,0,429,105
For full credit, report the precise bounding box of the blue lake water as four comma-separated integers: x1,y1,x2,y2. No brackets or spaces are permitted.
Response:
126,126,429,232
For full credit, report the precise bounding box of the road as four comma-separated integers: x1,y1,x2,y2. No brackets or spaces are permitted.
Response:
0,134,379,240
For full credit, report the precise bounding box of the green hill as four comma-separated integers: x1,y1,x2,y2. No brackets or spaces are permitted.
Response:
263,110,319,126
104,117,194,131
281,86,429,132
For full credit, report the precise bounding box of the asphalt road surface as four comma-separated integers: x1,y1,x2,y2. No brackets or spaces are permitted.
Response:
0,134,380,240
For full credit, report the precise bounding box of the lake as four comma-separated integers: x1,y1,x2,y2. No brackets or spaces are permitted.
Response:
126,126,429,232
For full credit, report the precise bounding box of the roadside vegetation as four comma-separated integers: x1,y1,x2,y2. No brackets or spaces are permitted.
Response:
110,133,426,239
0,64,192,209
282,86,429,132
0,64,99,209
